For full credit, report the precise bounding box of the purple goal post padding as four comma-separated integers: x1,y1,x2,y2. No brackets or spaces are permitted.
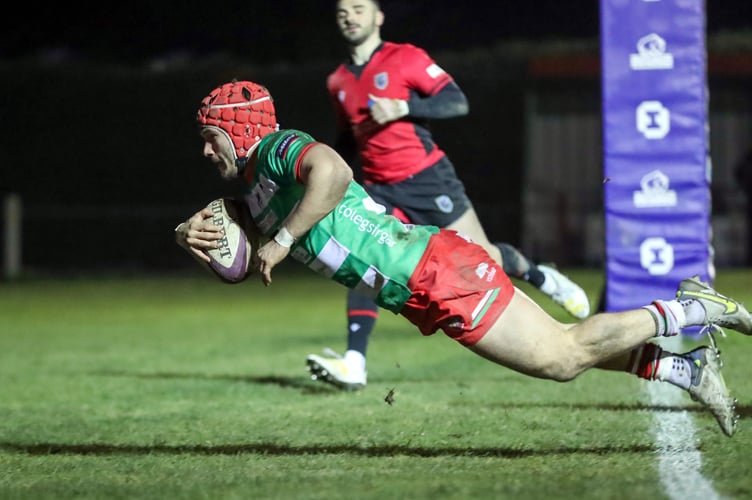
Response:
601,0,713,312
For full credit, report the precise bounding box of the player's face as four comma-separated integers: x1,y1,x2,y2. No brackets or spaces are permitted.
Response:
200,127,238,180
336,0,382,46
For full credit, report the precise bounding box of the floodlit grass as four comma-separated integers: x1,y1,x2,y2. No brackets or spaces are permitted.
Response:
1,269,752,499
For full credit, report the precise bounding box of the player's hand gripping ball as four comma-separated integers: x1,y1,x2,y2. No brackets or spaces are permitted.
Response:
203,198,255,284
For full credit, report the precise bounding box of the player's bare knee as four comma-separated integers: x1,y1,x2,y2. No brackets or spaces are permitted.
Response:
533,340,591,381
540,359,582,382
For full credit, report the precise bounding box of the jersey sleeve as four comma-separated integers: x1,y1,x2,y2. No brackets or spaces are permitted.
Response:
400,44,454,97
263,130,319,185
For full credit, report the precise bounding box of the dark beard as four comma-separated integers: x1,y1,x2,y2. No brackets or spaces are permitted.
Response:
344,33,369,47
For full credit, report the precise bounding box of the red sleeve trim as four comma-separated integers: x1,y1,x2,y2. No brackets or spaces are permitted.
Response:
427,76,453,96
294,142,320,183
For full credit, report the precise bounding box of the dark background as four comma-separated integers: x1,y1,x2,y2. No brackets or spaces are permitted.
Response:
4,1,750,65
1,1,750,274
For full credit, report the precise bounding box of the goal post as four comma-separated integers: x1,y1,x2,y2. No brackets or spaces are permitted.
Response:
600,0,712,311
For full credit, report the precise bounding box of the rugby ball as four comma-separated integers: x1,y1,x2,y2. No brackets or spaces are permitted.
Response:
203,198,253,284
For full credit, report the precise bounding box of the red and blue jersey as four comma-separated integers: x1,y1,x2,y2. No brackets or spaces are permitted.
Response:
327,42,455,184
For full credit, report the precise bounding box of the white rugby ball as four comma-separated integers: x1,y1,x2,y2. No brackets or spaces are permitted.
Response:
203,198,253,284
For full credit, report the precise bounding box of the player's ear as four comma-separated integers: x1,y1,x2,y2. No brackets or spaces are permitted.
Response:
375,9,384,28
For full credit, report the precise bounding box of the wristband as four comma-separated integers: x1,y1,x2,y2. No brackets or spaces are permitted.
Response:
395,99,409,118
274,227,296,248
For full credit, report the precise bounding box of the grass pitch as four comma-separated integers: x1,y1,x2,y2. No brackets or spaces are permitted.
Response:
1,269,751,499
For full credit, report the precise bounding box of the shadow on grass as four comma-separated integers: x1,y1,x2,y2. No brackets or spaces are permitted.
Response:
0,441,660,458
94,371,752,418
96,370,333,394
486,401,752,415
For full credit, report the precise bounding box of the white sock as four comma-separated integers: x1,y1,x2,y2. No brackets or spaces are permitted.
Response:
643,299,686,336
654,354,694,390
344,350,366,373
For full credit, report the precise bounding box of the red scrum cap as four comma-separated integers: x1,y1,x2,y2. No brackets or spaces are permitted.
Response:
197,81,279,167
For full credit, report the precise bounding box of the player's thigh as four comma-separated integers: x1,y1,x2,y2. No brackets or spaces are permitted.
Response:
445,207,501,262
445,206,488,242
468,287,576,378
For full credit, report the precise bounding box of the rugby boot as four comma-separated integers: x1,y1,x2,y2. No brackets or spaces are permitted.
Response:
684,346,738,437
538,264,591,319
676,276,752,335
306,349,366,391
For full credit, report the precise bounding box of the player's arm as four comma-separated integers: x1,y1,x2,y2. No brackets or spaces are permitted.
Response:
368,81,469,125
287,143,353,239
256,143,353,286
404,81,469,119
174,207,224,263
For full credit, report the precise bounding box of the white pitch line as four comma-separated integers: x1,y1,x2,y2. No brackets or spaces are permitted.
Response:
646,337,722,500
